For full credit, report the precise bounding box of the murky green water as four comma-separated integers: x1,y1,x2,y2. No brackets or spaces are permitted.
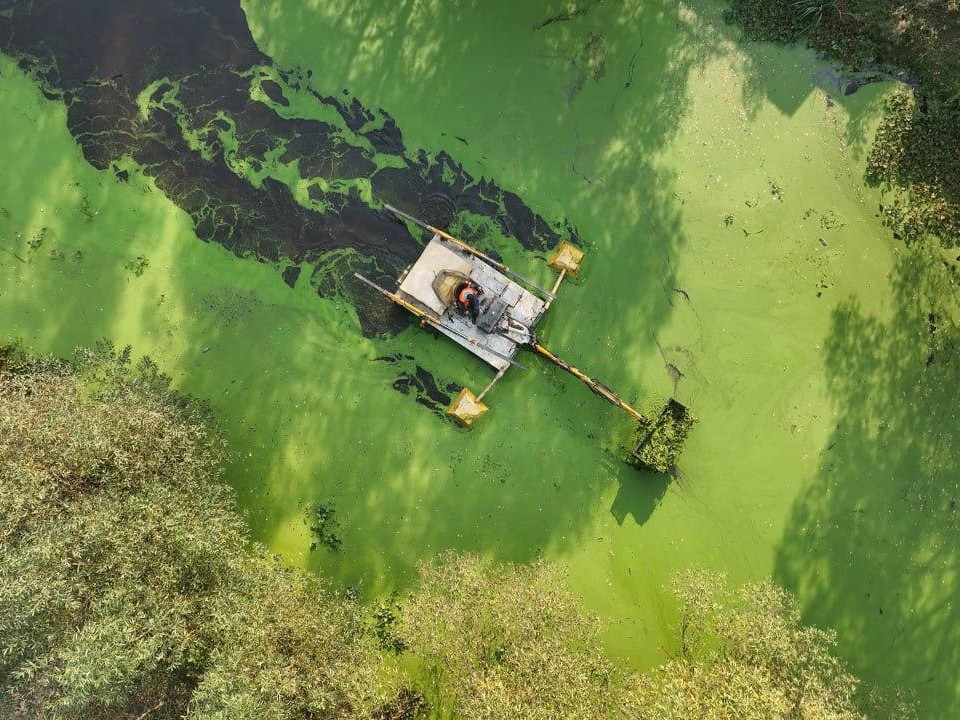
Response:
2,1,958,716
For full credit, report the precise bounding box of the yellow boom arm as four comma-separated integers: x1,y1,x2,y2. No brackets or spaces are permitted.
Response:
532,342,647,423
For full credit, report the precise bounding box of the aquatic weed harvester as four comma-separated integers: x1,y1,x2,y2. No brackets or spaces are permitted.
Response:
355,205,695,473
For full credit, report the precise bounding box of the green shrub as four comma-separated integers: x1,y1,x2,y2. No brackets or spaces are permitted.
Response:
399,554,625,720
0,342,392,719
624,571,869,719
867,89,960,245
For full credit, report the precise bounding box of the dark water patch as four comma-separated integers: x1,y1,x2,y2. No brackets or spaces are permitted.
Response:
376,353,460,416
417,192,457,230
842,74,883,96
292,82,407,157
370,149,573,248
281,264,301,288
812,61,920,98
259,78,288,106
439,133,468,146
0,0,570,333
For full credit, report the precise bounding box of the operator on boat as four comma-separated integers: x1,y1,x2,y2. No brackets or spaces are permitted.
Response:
455,280,483,322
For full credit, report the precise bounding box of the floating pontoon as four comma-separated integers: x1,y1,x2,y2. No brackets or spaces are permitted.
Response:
355,204,695,473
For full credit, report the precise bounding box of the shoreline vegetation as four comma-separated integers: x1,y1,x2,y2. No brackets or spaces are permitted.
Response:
725,0,960,248
0,343,890,719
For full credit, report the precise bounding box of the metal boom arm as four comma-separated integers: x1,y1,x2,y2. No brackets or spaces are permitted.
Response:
531,342,647,423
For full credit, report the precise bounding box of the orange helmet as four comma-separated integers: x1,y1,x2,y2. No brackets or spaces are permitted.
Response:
457,285,478,307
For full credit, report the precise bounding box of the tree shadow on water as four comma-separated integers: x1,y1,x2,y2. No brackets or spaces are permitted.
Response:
0,0,728,592
212,0,724,587
774,247,960,718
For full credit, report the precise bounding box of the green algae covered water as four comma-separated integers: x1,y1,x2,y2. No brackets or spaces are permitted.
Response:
1,1,958,716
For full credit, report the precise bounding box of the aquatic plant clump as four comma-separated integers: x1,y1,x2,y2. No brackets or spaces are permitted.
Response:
867,89,960,246
372,594,407,655
630,400,696,473
307,502,343,551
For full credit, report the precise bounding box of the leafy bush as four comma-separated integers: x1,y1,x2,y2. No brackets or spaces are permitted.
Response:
397,557,878,719
0,342,392,719
868,89,960,245
399,554,625,720
624,570,869,719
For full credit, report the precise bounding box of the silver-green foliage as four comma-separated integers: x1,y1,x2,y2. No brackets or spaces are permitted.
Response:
399,553,625,720
626,570,869,720
0,342,390,720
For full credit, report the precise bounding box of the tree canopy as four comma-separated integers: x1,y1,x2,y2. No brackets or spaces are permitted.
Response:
0,343,393,719
398,554,625,720
625,570,869,720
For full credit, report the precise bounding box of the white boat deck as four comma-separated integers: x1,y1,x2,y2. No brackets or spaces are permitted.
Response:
396,235,546,371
